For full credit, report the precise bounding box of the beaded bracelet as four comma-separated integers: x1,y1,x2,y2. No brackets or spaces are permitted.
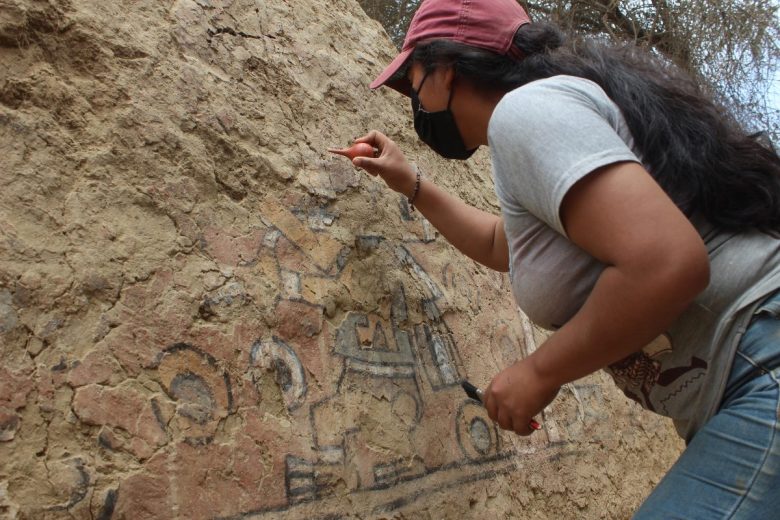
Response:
408,166,422,212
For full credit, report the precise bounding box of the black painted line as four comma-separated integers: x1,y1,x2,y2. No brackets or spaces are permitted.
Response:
286,471,315,479
288,485,318,496
372,464,516,514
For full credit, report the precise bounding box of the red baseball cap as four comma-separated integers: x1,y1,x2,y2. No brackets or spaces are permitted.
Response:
370,0,531,96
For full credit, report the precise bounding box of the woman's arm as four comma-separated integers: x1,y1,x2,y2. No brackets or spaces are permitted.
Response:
483,161,710,434
407,178,509,272
353,131,509,272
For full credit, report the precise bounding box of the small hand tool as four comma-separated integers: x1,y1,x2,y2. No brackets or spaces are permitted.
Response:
461,380,542,431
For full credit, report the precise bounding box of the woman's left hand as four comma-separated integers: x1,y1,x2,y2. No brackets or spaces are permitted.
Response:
483,359,559,436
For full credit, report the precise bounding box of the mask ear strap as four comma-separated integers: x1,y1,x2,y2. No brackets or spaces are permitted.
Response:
446,68,456,110
415,70,430,95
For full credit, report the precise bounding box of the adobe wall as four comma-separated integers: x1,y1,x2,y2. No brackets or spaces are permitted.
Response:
0,1,682,518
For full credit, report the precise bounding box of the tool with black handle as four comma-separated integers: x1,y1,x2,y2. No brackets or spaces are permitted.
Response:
461,380,542,431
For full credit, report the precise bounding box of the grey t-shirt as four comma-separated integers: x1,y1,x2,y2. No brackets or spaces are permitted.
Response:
488,75,780,441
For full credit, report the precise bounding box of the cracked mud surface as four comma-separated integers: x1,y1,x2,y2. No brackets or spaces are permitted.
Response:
0,1,683,518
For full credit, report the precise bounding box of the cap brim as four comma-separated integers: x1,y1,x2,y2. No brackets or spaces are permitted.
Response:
369,47,414,97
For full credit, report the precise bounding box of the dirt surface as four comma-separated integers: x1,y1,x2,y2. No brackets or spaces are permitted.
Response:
0,1,684,518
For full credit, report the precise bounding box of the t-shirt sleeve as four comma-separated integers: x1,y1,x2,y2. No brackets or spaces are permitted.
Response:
488,76,641,237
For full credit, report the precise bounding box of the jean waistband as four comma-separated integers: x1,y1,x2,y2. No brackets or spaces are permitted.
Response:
750,288,780,322
740,289,780,378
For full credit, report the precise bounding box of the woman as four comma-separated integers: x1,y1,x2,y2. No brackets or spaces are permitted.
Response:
353,0,780,517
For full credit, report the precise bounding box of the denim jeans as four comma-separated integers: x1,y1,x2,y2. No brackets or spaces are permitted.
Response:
633,292,780,519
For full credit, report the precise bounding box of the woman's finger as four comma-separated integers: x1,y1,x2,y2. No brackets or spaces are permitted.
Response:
496,410,513,432
513,419,532,437
354,130,388,149
353,156,380,175
353,130,377,145
483,382,498,422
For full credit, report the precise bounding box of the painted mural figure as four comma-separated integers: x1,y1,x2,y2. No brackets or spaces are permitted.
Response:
354,0,780,517
214,213,535,517
253,248,509,510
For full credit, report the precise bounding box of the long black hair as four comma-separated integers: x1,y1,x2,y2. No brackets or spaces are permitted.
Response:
406,23,780,235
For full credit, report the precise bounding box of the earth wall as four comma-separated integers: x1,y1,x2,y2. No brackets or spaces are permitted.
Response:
0,1,683,518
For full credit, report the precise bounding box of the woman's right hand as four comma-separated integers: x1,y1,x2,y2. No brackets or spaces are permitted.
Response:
352,130,510,272
351,130,417,198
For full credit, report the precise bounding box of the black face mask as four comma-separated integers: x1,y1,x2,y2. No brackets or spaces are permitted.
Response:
410,71,477,160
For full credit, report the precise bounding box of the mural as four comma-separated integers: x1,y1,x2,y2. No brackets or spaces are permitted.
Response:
90,195,610,519
0,1,683,517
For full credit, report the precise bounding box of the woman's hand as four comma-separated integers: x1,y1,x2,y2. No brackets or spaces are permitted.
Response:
349,130,510,272
483,359,559,436
351,131,418,197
